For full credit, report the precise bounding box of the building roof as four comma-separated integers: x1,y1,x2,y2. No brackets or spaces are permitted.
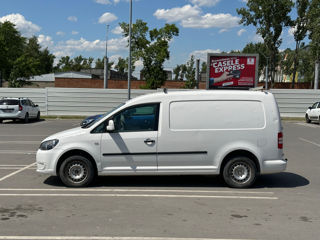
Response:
55,71,94,79
27,73,55,82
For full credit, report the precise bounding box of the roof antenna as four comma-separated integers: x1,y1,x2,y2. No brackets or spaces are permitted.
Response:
163,88,168,94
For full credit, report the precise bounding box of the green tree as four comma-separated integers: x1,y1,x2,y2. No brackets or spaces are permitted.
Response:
298,45,315,82
8,54,40,87
180,64,187,80
114,57,135,74
307,0,320,61
291,0,310,87
0,23,54,87
115,57,126,74
55,56,73,72
56,56,99,72
24,36,54,74
184,55,196,89
173,65,182,81
94,58,114,70
39,48,55,74
242,42,268,74
237,0,294,86
0,21,25,81
120,19,179,89
201,62,207,74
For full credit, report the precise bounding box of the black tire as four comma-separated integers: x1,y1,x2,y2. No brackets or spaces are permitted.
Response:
222,156,257,188
59,155,95,187
305,114,311,123
36,111,40,121
24,113,29,123
0,119,2,123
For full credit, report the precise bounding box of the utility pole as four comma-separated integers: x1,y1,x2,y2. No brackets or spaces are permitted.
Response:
259,51,269,90
265,57,269,90
104,25,109,89
315,59,319,90
127,0,132,100
196,59,200,89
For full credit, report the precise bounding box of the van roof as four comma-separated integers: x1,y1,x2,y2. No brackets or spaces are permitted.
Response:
127,90,271,105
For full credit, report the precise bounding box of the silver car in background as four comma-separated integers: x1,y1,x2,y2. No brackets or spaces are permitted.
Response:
0,97,40,123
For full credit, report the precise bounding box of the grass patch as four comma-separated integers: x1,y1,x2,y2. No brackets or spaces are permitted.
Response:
281,117,304,121
41,115,86,120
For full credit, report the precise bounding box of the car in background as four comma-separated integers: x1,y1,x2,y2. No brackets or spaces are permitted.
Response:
80,114,104,127
0,97,40,123
305,102,320,123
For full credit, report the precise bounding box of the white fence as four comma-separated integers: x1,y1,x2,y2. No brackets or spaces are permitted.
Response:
1,87,320,117
270,89,320,117
0,88,155,116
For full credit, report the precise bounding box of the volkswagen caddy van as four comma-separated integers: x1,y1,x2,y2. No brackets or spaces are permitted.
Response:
37,90,287,188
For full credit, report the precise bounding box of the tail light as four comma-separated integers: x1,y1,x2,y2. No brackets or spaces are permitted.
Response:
278,132,283,149
19,105,23,111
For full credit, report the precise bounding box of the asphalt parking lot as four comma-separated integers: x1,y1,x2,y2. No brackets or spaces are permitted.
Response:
0,119,319,240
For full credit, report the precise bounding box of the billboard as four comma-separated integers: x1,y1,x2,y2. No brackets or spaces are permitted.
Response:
207,53,259,89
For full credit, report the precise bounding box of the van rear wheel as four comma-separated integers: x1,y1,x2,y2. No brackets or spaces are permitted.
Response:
222,156,257,188
59,155,95,187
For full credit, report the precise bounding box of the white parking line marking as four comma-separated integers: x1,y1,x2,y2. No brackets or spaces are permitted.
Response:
0,236,254,240
0,135,46,137
0,167,36,170
299,138,320,147
0,165,36,170
0,150,36,155
295,122,320,128
0,162,36,182
0,141,39,144
0,165,29,167
0,193,278,199
0,188,274,195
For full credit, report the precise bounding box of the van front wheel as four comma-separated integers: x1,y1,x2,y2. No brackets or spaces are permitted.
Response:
59,155,95,187
222,156,257,188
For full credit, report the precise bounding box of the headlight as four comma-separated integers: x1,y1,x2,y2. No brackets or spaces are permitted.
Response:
39,139,59,151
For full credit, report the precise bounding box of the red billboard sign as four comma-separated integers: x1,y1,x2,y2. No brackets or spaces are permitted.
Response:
207,54,259,89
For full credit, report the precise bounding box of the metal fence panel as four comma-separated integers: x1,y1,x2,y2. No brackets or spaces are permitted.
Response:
0,88,47,113
1,87,320,117
270,89,320,117
47,88,155,116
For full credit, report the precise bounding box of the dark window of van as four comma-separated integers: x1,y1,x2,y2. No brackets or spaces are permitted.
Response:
113,103,160,132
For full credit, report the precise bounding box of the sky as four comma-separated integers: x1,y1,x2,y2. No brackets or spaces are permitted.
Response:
0,0,298,76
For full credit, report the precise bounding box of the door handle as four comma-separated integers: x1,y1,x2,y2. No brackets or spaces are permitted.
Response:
144,138,155,145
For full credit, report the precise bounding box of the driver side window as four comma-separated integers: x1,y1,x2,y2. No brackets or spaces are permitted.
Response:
113,103,159,132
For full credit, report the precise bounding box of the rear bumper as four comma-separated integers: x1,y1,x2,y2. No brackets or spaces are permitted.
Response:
0,112,24,120
261,159,288,174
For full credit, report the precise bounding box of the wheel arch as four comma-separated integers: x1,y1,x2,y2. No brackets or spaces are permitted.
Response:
56,149,98,177
220,149,260,175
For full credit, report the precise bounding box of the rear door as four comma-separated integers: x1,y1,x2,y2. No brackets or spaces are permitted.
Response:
28,100,38,118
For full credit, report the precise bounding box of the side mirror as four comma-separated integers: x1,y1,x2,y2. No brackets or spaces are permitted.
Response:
35,104,39,107
106,120,115,131
308,106,312,110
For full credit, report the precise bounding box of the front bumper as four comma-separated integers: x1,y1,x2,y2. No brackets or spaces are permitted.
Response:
36,148,61,175
261,159,288,174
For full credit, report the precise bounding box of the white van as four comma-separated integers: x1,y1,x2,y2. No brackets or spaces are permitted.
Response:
36,90,287,188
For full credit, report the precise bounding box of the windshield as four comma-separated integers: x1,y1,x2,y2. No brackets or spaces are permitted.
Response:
81,103,125,129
